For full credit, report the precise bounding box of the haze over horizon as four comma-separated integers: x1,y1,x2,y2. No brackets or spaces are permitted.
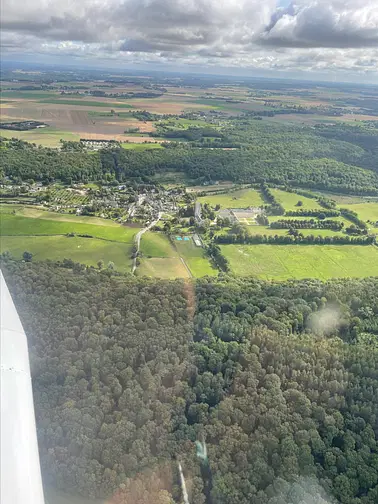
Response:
1,0,378,83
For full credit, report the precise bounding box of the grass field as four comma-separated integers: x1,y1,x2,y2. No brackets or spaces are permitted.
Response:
175,239,217,276
121,143,163,150
0,235,133,272
198,188,264,208
140,232,176,257
139,232,216,276
341,202,378,223
0,213,137,243
0,128,80,147
270,189,322,211
1,91,57,99
0,205,118,226
221,244,378,280
137,257,190,279
38,98,134,108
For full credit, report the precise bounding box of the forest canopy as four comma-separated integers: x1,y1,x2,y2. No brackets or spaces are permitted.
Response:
2,118,378,195
1,257,377,504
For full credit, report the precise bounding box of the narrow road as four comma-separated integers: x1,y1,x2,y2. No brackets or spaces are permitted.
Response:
132,212,162,274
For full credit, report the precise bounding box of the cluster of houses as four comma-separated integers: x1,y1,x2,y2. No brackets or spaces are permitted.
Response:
79,139,120,150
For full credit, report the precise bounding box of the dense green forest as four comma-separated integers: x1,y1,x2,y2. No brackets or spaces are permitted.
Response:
2,257,377,504
2,118,378,194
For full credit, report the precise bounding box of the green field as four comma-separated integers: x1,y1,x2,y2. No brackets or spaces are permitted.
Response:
0,235,132,272
0,128,80,147
271,189,322,211
121,143,164,150
1,205,118,226
221,244,378,280
139,232,216,277
137,257,190,278
198,188,264,208
1,91,57,99
341,202,378,223
140,232,176,257
0,213,137,243
39,98,133,108
174,239,217,276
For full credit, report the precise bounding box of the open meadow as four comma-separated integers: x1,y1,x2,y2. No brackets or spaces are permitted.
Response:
341,202,378,223
139,232,216,277
0,235,133,272
0,213,137,243
0,205,138,271
198,188,264,208
270,189,322,211
174,238,217,276
221,244,378,280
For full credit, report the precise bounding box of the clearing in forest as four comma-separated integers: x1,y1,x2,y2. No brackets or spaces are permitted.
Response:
270,189,322,211
198,188,264,209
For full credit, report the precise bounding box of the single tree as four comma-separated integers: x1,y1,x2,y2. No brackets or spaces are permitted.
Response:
23,251,33,262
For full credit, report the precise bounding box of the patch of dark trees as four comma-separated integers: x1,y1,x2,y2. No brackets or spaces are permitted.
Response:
215,233,375,245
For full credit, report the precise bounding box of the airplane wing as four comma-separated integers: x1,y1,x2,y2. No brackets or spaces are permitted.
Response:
1,270,45,504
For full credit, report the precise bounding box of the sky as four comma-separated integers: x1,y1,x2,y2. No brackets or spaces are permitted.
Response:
1,0,378,83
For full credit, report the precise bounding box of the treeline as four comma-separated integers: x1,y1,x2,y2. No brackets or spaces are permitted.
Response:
340,208,368,229
215,232,375,245
205,243,230,272
271,219,343,230
286,209,340,218
151,127,223,141
260,184,285,215
88,90,163,99
1,259,377,504
2,139,378,196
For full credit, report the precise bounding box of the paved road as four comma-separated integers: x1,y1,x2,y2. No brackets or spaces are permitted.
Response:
132,212,162,274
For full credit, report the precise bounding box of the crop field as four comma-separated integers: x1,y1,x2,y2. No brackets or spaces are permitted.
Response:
198,188,264,208
0,91,57,100
126,98,212,114
0,235,132,272
270,189,322,211
0,212,137,243
38,98,134,108
48,189,90,205
221,244,378,280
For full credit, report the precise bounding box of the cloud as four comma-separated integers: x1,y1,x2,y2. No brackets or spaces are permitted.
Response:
259,0,378,48
1,0,378,79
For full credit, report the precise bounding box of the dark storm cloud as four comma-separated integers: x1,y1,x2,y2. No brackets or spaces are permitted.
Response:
2,0,378,53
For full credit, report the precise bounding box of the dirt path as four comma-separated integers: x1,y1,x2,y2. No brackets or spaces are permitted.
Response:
132,212,162,274
180,257,193,278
